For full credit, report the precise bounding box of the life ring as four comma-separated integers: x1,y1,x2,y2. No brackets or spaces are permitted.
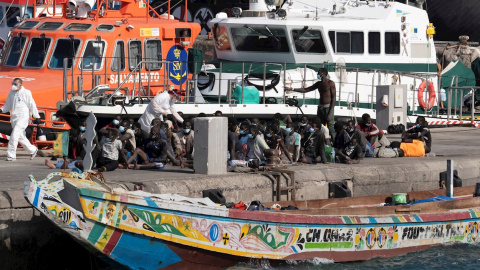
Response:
418,80,436,110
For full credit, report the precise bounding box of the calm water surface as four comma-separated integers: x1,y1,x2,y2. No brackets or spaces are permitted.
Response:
228,244,480,270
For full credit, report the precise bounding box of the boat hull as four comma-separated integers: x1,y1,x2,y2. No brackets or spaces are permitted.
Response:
25,172,480,269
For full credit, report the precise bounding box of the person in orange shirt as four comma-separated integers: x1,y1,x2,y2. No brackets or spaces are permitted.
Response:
390,140,425,157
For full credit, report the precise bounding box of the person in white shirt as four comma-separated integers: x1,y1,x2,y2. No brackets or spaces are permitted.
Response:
138,90,184,134
0,78,41,161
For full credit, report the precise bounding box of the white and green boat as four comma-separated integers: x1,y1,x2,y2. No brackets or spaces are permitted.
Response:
66,0,476,125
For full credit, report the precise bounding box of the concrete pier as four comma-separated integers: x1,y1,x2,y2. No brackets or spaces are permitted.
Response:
1,127,480,268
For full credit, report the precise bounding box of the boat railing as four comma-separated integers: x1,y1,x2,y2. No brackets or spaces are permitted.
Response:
62,57,172,102
444,85,480,123
63,57,477,120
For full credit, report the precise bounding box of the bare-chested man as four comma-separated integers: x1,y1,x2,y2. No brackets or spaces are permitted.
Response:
288,68,336,137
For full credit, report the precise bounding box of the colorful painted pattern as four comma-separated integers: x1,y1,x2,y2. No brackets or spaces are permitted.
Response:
24,173,480,269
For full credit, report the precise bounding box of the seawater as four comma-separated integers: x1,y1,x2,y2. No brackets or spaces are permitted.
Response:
228,243,480,270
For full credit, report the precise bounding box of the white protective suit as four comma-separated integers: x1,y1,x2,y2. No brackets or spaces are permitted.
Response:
1,86,40,159
138,91,184,134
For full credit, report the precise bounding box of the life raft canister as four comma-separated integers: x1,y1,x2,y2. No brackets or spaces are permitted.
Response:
418,80,436,110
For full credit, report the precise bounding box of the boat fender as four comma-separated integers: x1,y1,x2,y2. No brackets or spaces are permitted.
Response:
418,80,436,110
244,73,280,93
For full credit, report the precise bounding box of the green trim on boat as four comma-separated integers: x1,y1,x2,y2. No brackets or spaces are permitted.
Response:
78,188,105,199
205,62,437,74
305,242,354,249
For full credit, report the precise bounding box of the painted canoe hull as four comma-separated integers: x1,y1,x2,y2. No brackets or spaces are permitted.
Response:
25,172,480,269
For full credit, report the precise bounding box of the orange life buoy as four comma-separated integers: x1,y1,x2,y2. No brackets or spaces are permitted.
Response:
418,80,436,110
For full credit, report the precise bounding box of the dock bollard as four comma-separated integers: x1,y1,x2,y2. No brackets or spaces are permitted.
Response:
447,160,454,198
474,183,480,197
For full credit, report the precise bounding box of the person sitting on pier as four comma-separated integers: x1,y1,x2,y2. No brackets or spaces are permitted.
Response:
265,124,292,163
390,140,425,157
334,121,350,152
238,121,251,145
228,118,244,160
402,116,432,153
214,110,223,117
356,113,382,149
297,115,312,143
97,129,124,172
284,122,301,163
300,119,327,164
161,122,184,168
345,120,367,158
98,114,123,138
177,120,194,161
119,120,136,151
129,125,169,170
132,122,147,151
337,138,363,164
245,125,269,164
273,113,291,129
105,114,123,129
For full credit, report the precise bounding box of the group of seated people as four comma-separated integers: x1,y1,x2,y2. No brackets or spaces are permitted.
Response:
229,113,432,166
45,112,195,172
45,111,432,172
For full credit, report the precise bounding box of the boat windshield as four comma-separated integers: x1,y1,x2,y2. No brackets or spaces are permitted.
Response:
231,26,289,52
80,40,106,70
49,38,81,69
4,36,27,67
292,29,327,53
23,37,52,68
18,21,40,29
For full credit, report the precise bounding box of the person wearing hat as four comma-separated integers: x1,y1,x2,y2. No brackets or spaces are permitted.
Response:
138,89,184,134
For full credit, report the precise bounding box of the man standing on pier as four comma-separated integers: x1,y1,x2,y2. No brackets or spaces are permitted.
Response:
287,68,336,137
0,78,42,161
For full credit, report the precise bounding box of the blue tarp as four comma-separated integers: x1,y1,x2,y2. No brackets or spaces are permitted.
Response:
406,196,456,205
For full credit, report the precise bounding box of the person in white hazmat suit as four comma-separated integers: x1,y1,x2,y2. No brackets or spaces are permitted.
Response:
138,90,184,134
0,78,42,161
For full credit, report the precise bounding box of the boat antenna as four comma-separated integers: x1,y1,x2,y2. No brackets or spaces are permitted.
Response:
315,0,319,20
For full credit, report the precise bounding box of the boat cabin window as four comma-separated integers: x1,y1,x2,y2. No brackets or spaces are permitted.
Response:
231,26,289,52
111,40,125,72
128,40,142,70
368,32,381,54
25,7,33,19
38,22,64,31
48,38,81,69
80,40,106,70
329,31,335,51
351,32,364,54
6,7,20,27
96,24,115,32
64,23,93,32
145,39,162,70
329,31,364,54
18,21,40,29
23,37,52,68
292,29,327,53
385,32,400,54
336,32,350,53
4,36,27,67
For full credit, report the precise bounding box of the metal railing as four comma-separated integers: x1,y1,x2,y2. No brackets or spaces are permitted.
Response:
63,57,480,121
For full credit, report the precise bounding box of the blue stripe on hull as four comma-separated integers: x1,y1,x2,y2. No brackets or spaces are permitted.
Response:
32,187,40,207
110,230,182,270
